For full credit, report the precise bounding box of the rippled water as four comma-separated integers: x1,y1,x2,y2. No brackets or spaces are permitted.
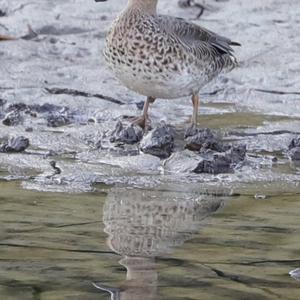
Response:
1,181,299,300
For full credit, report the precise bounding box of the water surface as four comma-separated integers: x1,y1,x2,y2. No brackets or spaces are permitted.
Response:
1,181,299,300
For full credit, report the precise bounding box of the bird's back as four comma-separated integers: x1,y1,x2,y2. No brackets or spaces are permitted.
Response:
156,15,240,71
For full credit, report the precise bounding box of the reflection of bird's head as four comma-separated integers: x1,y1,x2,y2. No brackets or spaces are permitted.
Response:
103,188,226,257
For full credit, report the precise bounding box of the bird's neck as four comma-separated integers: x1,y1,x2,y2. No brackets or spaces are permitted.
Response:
128,0,158,15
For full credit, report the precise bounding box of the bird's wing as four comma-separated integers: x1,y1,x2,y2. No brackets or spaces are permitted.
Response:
156,15,240,56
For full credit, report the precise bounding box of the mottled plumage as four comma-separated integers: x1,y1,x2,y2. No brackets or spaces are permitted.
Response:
96,0,240,127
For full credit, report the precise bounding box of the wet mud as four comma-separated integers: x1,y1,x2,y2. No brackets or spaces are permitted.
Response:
0,0,299,192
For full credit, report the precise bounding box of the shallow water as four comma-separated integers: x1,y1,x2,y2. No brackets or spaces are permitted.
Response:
1,181,300,300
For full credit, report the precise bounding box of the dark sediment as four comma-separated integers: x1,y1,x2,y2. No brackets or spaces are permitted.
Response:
193,156,232,174
289,137,300,150
0,99,6,120
2,111,24,126
185,126,224,152
193,145,247,175
46,111,72,128
288,137,300,161
29,103,66,114
1,102,75,128
45,87,124,105
140,123,175,159
110,121,144,145
49,161,62,175
289,148,300,161
5,103,28,112
0,136,30,153
0,99,6,106
0,9,6,17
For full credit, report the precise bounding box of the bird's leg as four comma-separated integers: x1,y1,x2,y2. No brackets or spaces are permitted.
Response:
131,96,155,129
191,94,199,126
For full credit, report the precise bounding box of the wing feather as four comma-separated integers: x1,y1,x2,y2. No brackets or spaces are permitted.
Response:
156,15,240,57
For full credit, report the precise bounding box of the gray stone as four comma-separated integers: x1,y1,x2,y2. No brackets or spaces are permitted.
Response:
46,113,72,128
164,144,246,175
140,123,175,159
227,144,247,166
288,137,300,150
289,147,300,161
194,145,246,174
193,152,232,174
288,137,300,160
164,150,203,173
0,99,6,107
2,111,23,126
0,136,30,153
185,125,224,152
110,121,144,145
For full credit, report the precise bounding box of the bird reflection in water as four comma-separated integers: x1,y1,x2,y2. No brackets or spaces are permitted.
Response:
94,188,230,299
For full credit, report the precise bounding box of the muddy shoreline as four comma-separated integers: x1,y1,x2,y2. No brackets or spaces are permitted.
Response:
0,0,300,193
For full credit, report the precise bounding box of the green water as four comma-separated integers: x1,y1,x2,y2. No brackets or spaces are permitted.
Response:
0,181,299,300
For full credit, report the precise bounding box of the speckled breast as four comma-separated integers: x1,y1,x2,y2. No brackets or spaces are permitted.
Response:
103,17,207,99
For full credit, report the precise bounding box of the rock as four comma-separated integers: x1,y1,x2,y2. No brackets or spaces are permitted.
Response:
164,150,203,173
185,125,224,152
289,148,300,161
0,9,6,17
254,194,267,200
140,123,175,159
288,137,300,161
2,111,23,126
227,144,247,166
194,145,246,174
184,125,247,174
2,103,28,126
2,102,74,128
272,156,278,163
164,144,246,175
30,103,65,114
0,99,6,119
6,103,28,113
193,152,232,174
45,106,73,128
46,113,72,127
25,127,33,132
110,121,144,145
0,99,6,107
0,136,30,153
288,137,300,150
135,101,144,110
289,268,300,281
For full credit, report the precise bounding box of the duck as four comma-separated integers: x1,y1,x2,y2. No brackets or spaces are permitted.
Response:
95,0,240,128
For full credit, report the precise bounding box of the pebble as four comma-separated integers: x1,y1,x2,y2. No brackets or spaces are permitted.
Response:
0,136,30,153
110,121,144,145
185,125,224,152
140,123,175,158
